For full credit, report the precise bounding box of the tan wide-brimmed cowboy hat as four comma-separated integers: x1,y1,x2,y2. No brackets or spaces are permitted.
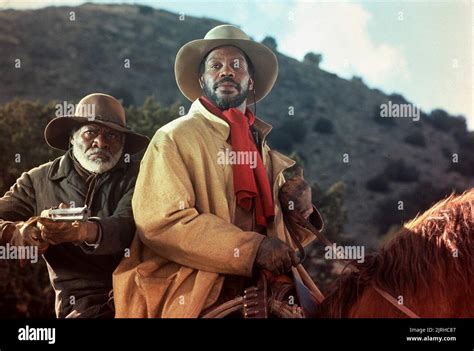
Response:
44,93,149,154
175,24,278,105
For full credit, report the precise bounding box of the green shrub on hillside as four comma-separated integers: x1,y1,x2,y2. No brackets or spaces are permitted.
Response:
404,130,426,147
313,117,334,134
366,174,391,193
384,159,419,182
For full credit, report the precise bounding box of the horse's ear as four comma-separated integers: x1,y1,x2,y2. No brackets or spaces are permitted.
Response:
295,166,304,179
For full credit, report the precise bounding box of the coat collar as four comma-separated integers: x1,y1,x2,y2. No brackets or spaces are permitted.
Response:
190,98,294,182
47,152,88,197
191,99,273,143
269,149,296,180
48,153,73,181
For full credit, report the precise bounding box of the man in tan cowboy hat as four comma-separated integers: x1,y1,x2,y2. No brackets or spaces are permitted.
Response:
0,93,149,318
113,25,324,318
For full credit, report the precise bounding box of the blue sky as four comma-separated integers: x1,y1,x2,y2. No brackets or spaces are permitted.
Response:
3,0,472,129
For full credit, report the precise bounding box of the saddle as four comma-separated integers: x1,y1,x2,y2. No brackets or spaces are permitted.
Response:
201,271,304,318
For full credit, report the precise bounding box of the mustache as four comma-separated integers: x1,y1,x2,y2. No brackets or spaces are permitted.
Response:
213,77,241,91
86,147,113,159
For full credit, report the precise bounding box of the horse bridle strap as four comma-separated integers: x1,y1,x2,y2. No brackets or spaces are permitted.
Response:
371,285,420,318
284,206,421,318
281,206,422,318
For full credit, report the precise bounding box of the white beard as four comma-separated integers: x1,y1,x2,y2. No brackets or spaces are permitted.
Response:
72,139,123,174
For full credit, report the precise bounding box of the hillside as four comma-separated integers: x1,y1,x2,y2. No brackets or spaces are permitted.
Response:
1,3,473,250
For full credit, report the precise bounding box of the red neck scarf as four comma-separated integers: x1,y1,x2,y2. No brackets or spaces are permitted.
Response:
200,96,274,227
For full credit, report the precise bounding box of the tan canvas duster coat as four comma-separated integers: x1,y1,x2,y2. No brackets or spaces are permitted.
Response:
113,99,323,318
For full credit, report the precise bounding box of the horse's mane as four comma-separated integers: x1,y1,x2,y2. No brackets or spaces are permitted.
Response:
318,189,474,317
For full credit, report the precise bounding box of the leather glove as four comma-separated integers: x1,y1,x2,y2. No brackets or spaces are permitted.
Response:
254,237,299,276
0,221,16,245
37,218,90,245
37,203,97,245
8,218,50,266
279,167,313,219
10,219,48,251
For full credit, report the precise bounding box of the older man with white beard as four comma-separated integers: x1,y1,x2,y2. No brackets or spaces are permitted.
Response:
71,124,125,174
0,93,149,318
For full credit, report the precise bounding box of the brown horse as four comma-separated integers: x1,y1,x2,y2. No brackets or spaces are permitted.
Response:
316,189,474,318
